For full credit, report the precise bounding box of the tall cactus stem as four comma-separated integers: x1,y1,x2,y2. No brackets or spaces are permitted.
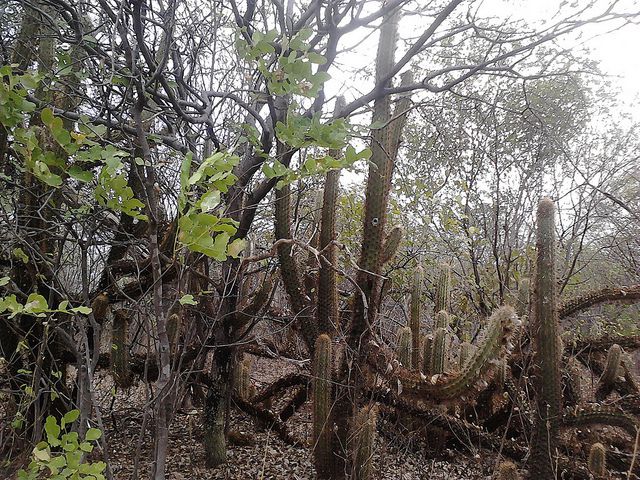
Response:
313,334,335,478
409,264,423,368
381,225,403,265
351,406,377,480
601,343,622,387
529,197,562,479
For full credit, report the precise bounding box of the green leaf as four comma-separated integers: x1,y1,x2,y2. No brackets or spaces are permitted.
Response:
0,276,9,286
62,409,80,425
23,293,48,315
45,415,61,440
85,428,102,441
40,108,55,126
178,294,198,306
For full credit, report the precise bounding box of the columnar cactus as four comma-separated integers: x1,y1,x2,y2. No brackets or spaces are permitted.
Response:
111,309,132,388
529,197,562,479
313,334,335,478
397,326,412,368
234,357,251,400
409,264,423,368
516,279,530,318
435,310,450,330
435,264,451,313
351,406,377,480
588,442,607,479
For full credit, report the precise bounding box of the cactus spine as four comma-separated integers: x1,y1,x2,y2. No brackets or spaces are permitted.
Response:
111,309,132,388
409,264,423,368
313,334,335,478
351,406,377,480
529,198,562,479
435,264,451,314
588,443,607,479
396,326,412,368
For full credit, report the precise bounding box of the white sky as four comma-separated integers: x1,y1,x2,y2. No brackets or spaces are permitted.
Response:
485,0,640,108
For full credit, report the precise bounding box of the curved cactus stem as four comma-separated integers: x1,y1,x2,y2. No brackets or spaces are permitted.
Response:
559,284,640,319
562,404,639,438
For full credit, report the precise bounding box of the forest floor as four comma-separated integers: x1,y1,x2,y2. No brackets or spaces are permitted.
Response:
97,354,501,480
1,354,504,479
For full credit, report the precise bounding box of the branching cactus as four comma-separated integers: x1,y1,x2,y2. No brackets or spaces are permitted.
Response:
588,443,607,479
529,197,562,479
409,264,423,368
351,406,377,480
111,309,132,388
435,264,451,314
397,326,412,368
313,334,335,479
